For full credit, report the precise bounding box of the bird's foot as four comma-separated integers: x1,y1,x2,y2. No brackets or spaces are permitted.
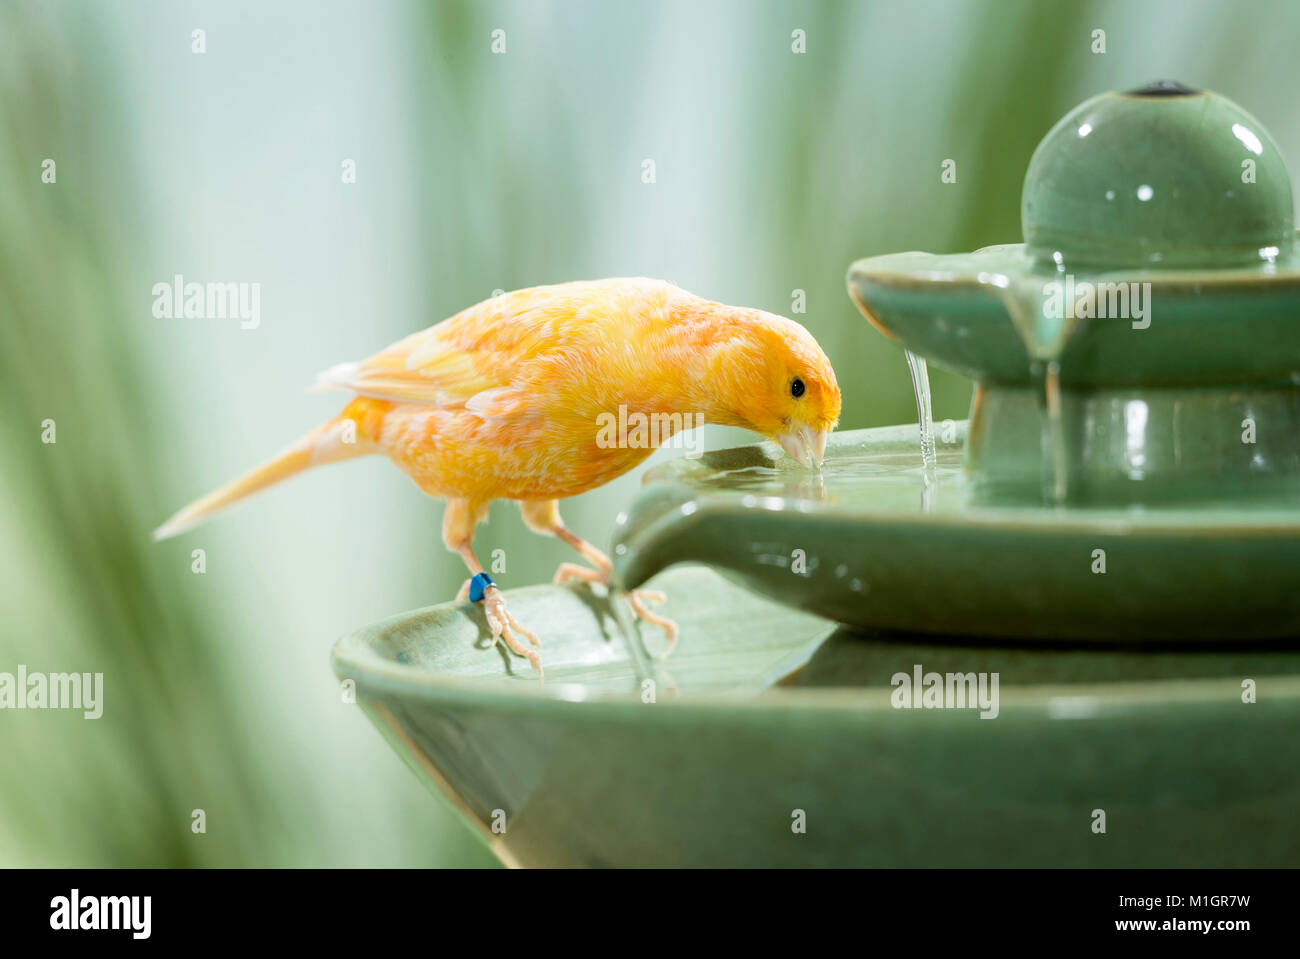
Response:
626,589,679,658
483,585,543,677
553,563,679,657
462,574,542,677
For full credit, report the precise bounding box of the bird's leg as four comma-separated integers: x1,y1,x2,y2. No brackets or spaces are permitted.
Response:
519,500,679,655
551,524,613,585
444,499,542,676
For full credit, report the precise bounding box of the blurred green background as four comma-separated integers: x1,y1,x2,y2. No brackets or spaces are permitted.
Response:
2,0,1297,867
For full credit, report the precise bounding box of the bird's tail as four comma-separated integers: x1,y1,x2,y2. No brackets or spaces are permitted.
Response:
153,410,375,541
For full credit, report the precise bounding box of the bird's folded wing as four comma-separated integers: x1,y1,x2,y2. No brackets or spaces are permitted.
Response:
312,279,672,416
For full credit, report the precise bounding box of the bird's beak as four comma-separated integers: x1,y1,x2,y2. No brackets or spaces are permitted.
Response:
777,425,829,469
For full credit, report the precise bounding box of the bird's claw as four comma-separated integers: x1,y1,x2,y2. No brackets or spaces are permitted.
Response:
626,589,679,658
480,584,543,677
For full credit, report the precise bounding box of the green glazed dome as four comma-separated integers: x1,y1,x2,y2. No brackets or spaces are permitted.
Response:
1022,81,1295,270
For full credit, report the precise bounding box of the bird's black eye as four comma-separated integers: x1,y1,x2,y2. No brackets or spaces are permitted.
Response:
791,377,806,398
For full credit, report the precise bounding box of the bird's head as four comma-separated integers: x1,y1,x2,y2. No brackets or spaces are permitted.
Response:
701,307,842,468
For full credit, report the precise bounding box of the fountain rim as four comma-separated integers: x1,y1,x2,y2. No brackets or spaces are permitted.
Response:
332,595,1300,714
847,235,1300,294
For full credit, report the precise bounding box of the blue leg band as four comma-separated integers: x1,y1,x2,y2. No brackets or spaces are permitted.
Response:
469,572,494,603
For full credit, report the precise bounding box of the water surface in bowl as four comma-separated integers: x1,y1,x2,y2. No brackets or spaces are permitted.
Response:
667,425,1300,522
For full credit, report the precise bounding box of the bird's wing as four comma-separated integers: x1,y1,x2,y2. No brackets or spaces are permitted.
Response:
313,279,675,416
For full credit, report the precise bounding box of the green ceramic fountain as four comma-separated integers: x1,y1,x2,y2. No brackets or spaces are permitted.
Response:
335,83,1300,868
848,81,1300,505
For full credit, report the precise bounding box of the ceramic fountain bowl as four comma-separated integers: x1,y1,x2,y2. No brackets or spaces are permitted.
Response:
334,562,1300,867
848,82,1300,504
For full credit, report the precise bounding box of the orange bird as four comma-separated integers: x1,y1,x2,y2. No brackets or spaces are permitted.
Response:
155,278,841,675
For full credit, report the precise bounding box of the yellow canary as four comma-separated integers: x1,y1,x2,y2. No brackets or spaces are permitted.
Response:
155,278,841,674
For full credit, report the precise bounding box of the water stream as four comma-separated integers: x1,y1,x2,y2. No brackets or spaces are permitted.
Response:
904,349,938,473
1040,360,1066,504
997,274,1079,506
905,270,1081,506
